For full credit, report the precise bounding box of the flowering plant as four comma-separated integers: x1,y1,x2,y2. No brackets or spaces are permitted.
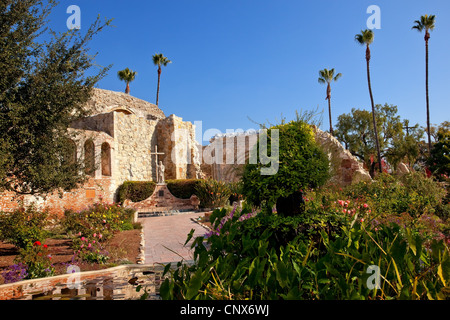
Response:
15,241,55,279
73,233,109,264
1,263,28,284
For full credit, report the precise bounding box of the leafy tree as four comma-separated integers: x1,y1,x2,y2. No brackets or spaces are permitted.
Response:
318,68,342,135
412,14,436,155
355,29,382,173
242,120,329,216
428,126,450,177
0,0,112,195
117,67,137,94
335,104,422,176
152,53,171,106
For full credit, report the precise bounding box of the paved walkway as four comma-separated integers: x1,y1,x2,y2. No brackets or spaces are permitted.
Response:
137,212,209,265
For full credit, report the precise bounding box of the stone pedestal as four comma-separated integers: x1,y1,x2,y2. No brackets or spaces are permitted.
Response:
124,183,200,214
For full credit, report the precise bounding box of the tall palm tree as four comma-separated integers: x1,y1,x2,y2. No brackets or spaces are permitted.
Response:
117,68,137,94
152,53,172,106
318,68,342,135
355,29,382,173
412,14,436,155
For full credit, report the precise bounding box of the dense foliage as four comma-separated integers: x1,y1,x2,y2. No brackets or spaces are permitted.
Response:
166,179,202,199
195,178,232,209
242,120,329,216
158,174,449,300
0,205,49,249
117,181,156,203
62,201,137,263
0,0,111,195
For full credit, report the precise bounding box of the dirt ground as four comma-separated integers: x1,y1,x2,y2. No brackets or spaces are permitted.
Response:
0,229,141,284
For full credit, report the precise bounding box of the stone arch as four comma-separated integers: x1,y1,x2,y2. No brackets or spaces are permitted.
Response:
109,106,135,115
84,139,95,177
101,142,112,176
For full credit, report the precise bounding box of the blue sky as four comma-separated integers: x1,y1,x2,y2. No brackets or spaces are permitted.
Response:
49,0,449,143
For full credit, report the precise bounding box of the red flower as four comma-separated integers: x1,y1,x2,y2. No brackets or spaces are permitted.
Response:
33,241,41,246
43,244,48,248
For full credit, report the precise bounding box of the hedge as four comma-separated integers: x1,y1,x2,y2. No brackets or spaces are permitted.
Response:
117,181,156,203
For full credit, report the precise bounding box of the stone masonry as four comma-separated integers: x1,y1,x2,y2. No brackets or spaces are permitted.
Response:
202,126,372,186
0,88,202,216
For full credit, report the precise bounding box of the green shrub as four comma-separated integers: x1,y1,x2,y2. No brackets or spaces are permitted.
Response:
0,205,49,249
345,172,446,218
117,181,156,203
16,241,55,279
194,179,231,208
166,179,202,199
159,206,449,300
242,120,329,216
62,202,136,242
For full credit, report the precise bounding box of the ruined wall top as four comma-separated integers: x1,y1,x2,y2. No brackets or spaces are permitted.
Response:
86,88,166,120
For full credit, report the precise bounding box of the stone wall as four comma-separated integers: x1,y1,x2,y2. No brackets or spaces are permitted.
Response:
87,88,165,120
202,126,372,186
124,184,200,214
114,112,158,185
0,177,114,217
156,115,202,180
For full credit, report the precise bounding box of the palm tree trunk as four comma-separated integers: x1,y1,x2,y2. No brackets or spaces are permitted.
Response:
327,93,333,135
366,45,383,173
125,82,130,94
425,34,432,155
156,67,161,106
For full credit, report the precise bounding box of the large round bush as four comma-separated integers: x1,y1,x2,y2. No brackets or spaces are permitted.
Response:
242,120,329,216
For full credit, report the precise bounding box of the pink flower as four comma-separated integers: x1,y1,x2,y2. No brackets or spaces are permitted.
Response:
360,218,365,223
77,232,82,236
343,209,347,214
99,234,103,239
363,203,369,209
80,244,84,248
93,240,96,244
103,219,106,223
88,243,92,248
81,237,86,241
93,233,97,238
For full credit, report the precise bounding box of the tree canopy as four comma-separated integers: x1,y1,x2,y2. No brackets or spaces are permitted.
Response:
0,0,112,195
335,104,425,175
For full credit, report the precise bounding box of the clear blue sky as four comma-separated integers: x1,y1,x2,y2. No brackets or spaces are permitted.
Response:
49,0,449,143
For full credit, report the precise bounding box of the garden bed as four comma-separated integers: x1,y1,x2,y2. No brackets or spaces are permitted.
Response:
0,229,141,285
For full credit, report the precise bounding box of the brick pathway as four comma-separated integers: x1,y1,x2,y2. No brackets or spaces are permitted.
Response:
138,212,209,265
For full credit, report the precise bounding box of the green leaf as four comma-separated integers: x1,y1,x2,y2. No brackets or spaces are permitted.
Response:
184,228,195,246
185,269,207,300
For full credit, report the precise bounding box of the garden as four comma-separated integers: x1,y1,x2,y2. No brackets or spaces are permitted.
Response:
157,119,450,300
0,201,141,285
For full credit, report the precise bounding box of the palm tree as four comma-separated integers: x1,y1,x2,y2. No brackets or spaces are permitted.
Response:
117,68,137,94
152,53,172,106
412,14,436,155
318,68,342,135
355,29,382,173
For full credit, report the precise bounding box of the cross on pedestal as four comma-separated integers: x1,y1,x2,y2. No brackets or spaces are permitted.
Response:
150,146,165,182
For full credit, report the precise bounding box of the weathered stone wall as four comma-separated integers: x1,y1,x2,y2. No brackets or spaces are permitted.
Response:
156,115,202,180
0,89,203,216
87,88,165,120
0,178,114,217
202,126,372,186
114,112,157,184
